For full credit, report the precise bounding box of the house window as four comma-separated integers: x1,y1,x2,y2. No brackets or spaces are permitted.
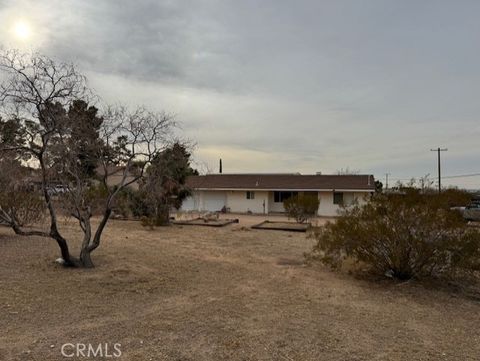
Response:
273,191,297,203
333,192,344,205
246,191,255,199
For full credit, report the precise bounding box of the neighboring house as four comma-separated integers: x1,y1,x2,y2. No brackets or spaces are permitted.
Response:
95,165,140,190
182,173,375,217
19,165,140,191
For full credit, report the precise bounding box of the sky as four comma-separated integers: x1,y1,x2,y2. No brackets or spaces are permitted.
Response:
0,0,479,188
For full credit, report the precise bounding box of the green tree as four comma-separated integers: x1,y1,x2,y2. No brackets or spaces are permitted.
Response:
65,100,104,177
139,142,196,226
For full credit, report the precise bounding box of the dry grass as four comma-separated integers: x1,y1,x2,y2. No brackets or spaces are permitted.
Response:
0,218,479,361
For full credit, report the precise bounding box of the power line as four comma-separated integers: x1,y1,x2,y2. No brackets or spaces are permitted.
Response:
442,173,480,179
389,172,480,181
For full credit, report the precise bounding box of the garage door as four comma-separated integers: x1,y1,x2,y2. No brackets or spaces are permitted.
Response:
181,196,196,211
203,192,226,212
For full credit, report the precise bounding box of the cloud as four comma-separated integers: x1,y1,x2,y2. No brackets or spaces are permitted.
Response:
0,0,479,187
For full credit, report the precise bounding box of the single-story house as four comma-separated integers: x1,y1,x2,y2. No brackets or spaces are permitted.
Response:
182,173,375,217
95,165,140,191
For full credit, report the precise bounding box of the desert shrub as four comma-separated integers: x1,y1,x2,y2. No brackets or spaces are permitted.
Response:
127,191,150,218
308,190,480,280
140,216,156,229
83,184,147,218
284,195,320,223
137,203,171,227
0,159,45,226
114,188,171,226
111,187,146,218
78,183,109,216
437,188,472,207
0,190,45,226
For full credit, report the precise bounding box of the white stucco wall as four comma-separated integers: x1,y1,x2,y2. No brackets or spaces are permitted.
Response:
181,190,227,212
226,190,269,213
181,193,201,211
269,191,320,214
318,192,337,216
354,192,370,206
268,192,284,213
181,190,372,216
318,191,371,216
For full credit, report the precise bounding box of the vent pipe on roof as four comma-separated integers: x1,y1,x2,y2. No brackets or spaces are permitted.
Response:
219,159,222,174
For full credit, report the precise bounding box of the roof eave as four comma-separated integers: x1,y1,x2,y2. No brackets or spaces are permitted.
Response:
191,187,374,192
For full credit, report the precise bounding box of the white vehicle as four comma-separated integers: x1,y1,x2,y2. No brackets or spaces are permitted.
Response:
464,202,480,221
46,185,69,195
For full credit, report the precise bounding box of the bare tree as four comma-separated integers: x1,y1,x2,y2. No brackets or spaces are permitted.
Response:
0,50,91,265
0,50,176,267
59,105,175,267
393,174,435,194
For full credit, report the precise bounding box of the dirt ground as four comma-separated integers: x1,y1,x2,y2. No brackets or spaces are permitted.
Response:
0,217,479,361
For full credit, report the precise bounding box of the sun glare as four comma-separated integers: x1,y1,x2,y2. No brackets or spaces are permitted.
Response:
13,20,31,40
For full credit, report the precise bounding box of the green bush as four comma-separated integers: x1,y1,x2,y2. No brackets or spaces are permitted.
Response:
114,188,149,219
139,206,171,228
83,183,110,215
284,195,320,223
114,188,171,226
308,190,480,280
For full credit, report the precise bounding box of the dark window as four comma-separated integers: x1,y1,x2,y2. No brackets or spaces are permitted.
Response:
274,192,279,203
246,191,255,199
273,191,297,203
274,191,280,203
333,192,344,205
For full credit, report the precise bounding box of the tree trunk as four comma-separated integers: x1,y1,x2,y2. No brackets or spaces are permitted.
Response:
76,208,112,268
156,204,170,226
79,248,94,268
11,222,76,267
79,216,94,268
38,156,76,267
53,234,76,267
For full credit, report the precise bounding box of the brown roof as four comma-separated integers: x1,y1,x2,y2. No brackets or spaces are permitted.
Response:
186,174,375,191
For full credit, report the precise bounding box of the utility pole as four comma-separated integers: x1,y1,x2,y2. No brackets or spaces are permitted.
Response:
430,147,448,193
385,173,390,190
219,158,223,174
